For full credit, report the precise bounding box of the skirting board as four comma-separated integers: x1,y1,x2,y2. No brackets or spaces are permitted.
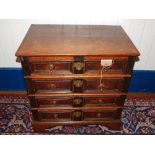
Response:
0,68,155,93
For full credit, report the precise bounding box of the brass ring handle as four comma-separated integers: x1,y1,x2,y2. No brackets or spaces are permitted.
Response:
73,80,83,88
49,64,54,72
73,62,84,71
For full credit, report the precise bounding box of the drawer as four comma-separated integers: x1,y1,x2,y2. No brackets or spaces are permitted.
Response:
34,108,121,122
36,110,83,121
32,97,73,107
31,79,71,93
85,59,128,74
84,78,124,93
84,97,121,107
31,96,124,108
38,111,71,121
29,62,72,74
29,78,125,93
27,57,129,75
83,109,121,120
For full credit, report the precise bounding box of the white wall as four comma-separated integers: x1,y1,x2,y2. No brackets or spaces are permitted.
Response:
0,19,155,70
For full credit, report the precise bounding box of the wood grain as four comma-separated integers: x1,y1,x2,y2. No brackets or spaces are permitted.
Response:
16,25,140,57
16,24,139,132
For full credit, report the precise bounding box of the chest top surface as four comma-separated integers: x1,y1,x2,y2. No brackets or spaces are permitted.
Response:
16,24,140,57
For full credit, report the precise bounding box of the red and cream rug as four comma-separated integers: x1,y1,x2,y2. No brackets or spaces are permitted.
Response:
0,93,155,134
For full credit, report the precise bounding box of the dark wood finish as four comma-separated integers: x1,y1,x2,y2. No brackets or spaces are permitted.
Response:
28,78,126,94
29,96,124,108
27,56,129,75
32,108,122,122
16,24,140,133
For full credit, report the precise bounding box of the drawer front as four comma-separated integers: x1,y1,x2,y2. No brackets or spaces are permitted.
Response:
85,78,124,93
72,78,124,93
83,109,121,120
38,111,71,121
85,97,116,107
37,111,83,121
30,62,72,74
34,97,73,107
30,78,124,93
32,79,71,93
27,57,129,75
31,96,124,108
34,108,121,121
85,59,128,73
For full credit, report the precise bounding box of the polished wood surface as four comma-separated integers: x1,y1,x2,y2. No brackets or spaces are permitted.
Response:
30,96,124,108
16,25,140,57
25,73,131,79
15,24,140,132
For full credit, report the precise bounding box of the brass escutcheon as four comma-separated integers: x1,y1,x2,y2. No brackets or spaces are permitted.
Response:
73,62,84,71
73,80,83,88
73,98,82,105
73,111,82,118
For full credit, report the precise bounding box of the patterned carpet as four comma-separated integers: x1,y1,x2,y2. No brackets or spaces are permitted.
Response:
0,94,155,134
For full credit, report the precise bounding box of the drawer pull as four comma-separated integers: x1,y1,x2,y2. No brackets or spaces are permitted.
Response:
73,62,84,71
49,64,54,72
98,83,104,92
97,113,101,118
98,99,103,104
52,100,57,104
51,83,56,89
73,80,83,88
54,113,58,119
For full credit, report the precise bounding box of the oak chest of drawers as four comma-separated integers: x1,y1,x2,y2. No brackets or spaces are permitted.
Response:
16,24,140,132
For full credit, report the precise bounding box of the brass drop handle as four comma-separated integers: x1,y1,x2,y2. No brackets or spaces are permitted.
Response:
73,62,84,71
73,98,82,106
49,64,54,72
51,83,56,89
73,80,83,88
